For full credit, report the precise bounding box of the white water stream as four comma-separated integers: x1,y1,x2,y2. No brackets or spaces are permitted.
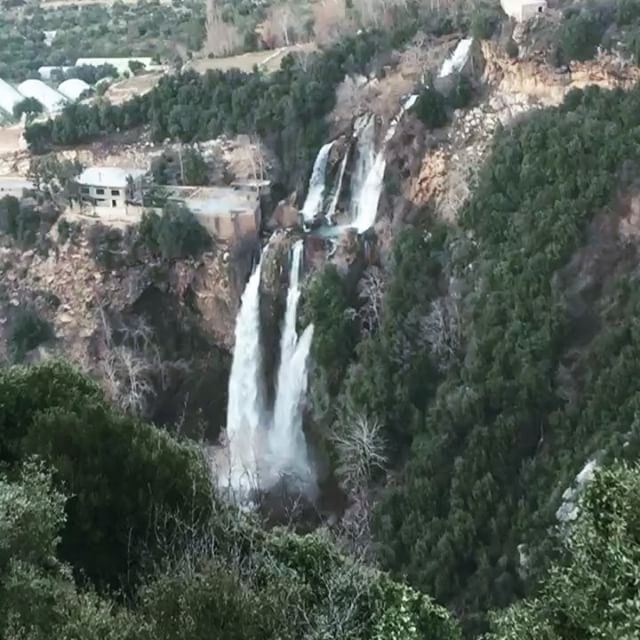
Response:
301,141,335,224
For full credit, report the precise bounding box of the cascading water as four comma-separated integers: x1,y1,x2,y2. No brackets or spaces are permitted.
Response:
351,95,418,233
326,144,350,224
301,141,335,224
349,115,376,225
221,239,315,498
268,240,315,492
225,252,268,494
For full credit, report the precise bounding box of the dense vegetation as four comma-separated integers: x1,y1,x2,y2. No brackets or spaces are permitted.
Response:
0,0,205,81
0,361,459,639
304,82,640,635
553,0,640,65
24,21,448,190
138,203,212,260
487,463,640,638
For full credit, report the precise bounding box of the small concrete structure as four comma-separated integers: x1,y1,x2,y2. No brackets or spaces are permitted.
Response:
167,186,261,242
0,177,34,199
74,57,160,75
77,166,146,210
501,0,547,22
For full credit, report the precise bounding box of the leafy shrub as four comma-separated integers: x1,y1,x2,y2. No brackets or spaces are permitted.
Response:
616,0,640,26
0,195,44,249
414,86,448,129
0,360,215,592
56,218,82,245
8,307,54,362
128,60,146,75
302,265,356,393
87,223,127,269
138,203,211,261
13,97,44,122
557,12,606,62
182,147,209,186
470,2,503,40
505,39,519,59
447,73,473,110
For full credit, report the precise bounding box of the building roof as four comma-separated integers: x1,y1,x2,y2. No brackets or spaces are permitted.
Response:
168,186,259,217
500,0,547,18
0,78,25,116
74,57,157,75
38,66,73,80
77,167,147,188
439,38,474,78
57,78,91,101
17,79,67,114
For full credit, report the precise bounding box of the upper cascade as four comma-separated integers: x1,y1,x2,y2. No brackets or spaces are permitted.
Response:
301,141,335,224
350,94,418,232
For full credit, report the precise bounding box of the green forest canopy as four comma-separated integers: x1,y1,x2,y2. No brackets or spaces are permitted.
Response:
303,82,640,635
0,360,459,640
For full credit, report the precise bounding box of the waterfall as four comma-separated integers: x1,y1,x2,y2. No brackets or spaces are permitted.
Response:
439,38,473,79
301,141,335,224
225,252,268,493
349,115,376,223
351,95,418,233
222,239,315,498
268,240,315,491
326,145,350,224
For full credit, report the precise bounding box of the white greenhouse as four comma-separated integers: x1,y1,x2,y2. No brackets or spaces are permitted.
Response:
58,78,91,101
17,79,67,114
0,78,26,116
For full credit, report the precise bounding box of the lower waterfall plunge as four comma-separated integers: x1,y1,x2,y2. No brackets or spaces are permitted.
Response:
225,253,268,494
222,240,315,498
269,240,315,492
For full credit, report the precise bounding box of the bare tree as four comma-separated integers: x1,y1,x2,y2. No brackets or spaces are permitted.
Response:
330,409,386,555
206,0,242,56
96,307,188,417
357,266,385,337
421,295,463,372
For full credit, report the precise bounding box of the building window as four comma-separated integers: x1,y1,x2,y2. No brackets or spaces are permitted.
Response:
111,189,120,196
81,186,90,194
96,188,105,195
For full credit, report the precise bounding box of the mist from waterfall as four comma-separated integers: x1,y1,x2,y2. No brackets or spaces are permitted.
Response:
350,95,418,233
269,239,315,491
301,141,335,224
225,252,268,494
222,240,315,498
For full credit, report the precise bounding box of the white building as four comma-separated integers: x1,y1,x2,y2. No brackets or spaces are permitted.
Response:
38,66,73,80
58,78,91,102
501,0,547,21
77,167,147,209
0,78,26,117
17,80,67,114
74,57,157,75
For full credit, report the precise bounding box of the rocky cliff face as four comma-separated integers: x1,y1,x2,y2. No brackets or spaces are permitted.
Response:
386,40,640,232
0,220,256,440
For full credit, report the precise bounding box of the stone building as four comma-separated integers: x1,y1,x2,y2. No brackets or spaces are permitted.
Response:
77,167,146,210
500,0,547,22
